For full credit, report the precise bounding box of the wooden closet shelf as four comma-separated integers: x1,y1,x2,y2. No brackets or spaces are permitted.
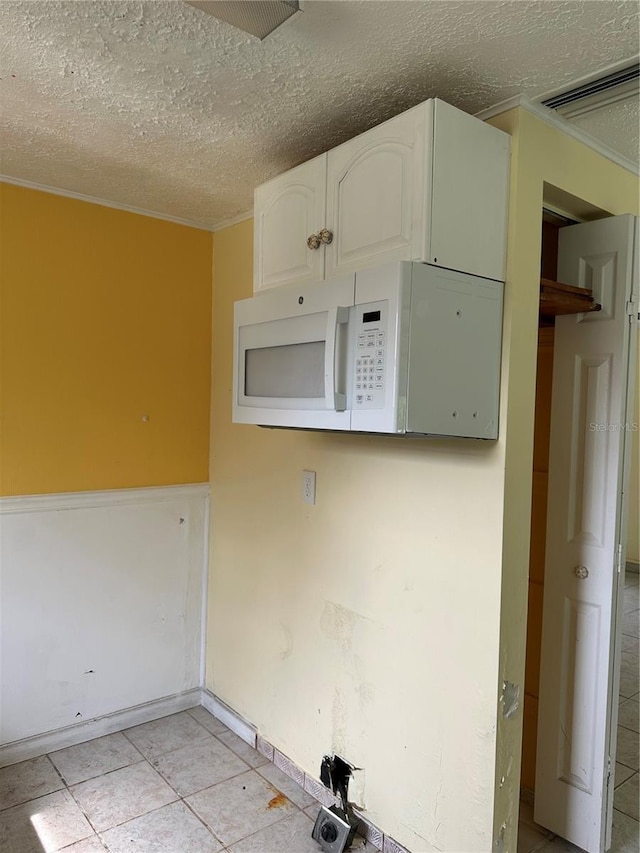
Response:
539,278,601,317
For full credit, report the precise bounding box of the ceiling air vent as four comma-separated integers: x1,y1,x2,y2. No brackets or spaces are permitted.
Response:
541,63,639,119
186,1,300,40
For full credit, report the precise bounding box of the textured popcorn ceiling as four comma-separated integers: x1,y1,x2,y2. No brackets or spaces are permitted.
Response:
567,95,640,165
0,0,638,228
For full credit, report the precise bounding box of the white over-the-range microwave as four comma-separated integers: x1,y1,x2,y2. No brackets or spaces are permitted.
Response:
233,261,504,439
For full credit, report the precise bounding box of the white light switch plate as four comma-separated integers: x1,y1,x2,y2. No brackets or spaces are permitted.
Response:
302,470,316,505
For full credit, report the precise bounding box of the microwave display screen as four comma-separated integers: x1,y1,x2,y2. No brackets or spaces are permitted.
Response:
363,310,381,323
245,341,325,399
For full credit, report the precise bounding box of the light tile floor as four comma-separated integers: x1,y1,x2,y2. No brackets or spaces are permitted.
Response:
1,573,637,853
518,569,640,853
0,707,375,853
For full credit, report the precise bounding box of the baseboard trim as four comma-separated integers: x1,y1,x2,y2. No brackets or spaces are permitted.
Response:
626,560,639,574
0,686,256,769
0,688,201,768
201,692,393,852
200,689,257,747
257,734,389,851
0,685,398,851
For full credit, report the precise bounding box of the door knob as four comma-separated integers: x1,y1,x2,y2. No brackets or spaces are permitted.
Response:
574,565,589,579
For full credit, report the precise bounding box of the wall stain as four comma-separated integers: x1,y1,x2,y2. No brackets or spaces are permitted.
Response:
332,687,347,754
357,679,375,706
320,600,357,654
279,623,293,660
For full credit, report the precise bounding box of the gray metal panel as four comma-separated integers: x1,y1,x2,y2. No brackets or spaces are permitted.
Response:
405,264,503,438
428,99,510,283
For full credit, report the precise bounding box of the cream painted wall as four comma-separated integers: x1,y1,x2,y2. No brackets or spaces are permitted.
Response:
209,222,507,852
208,110,639,853
487,108,640,852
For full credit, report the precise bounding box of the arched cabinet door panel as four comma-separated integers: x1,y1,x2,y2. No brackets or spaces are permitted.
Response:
254,154,327,292
252,98,510,292
325,104,428,279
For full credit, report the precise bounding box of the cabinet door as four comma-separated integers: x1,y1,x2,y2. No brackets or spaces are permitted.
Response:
254,155,327,292
324,103,429,279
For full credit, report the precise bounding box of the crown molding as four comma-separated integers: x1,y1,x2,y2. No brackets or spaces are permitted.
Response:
475,95,639,176
0,174,214,231
474,95,523,122
212,209,253,232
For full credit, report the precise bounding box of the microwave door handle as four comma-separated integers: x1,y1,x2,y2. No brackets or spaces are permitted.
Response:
324,306,349,411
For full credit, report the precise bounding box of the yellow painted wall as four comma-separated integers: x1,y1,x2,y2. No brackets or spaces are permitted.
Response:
210,221,507,852
0,183,212,496
486,108,640,851
627,363,640,564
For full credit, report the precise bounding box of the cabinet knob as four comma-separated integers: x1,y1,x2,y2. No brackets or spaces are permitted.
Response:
307,229,334,250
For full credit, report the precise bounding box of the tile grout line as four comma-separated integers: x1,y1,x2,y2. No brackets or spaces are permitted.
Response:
67,757,149,789
612,769,640,821
40,714,288,848
45,747,106,847
180,759,311,849
48,743,147,788
135,713,332,849
56,746,185,840
216,803,315,853
0,755,67,813
180,790,229,850
61,716,309,849
119,711,213,760
57,759,108,846
151,752,252,800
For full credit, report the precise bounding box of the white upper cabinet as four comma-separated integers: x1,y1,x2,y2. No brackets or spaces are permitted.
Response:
253,99,510,292
324,104,427,279
254,155,327,292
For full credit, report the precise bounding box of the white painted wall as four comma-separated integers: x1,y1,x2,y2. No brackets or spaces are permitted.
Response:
0,485,207,746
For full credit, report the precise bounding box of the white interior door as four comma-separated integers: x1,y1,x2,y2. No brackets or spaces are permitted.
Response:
535,214,638,852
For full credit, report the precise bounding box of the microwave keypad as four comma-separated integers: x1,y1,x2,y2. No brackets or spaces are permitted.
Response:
354,330,385,407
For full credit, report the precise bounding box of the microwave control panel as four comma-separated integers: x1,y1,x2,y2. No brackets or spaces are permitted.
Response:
353,300,387,408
